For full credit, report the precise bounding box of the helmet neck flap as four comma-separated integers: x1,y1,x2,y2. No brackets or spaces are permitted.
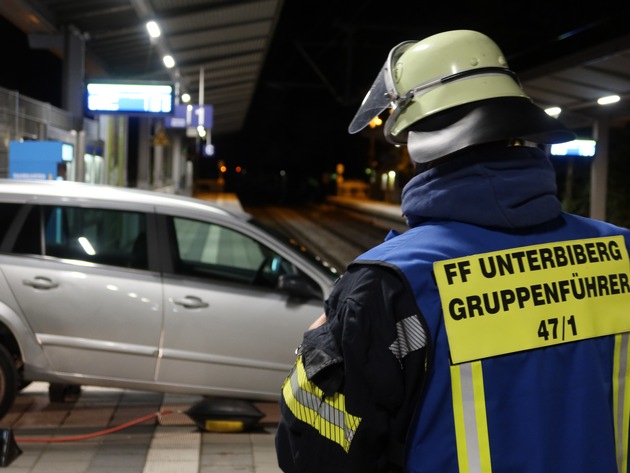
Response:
407,97,576,164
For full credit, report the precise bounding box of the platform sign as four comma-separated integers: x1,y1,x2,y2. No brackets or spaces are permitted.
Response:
166,104,213,129
86,81,174,115
550,139,596,158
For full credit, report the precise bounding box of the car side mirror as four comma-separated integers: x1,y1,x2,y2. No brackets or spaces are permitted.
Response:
277,274,322,300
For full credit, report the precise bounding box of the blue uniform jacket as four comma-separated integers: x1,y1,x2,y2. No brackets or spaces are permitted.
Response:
276,144,630,472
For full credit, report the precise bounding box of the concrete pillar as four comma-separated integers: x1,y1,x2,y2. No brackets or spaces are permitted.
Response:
172,134,183,192
62,27,86,131
153,145,163,188
137,118,151,189
74,130,86,182
186,160,194,196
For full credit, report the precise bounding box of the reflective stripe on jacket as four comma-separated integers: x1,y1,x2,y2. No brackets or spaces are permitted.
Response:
276,263,429,473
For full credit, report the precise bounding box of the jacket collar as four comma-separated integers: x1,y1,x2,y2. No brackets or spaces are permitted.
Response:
401,145,561,229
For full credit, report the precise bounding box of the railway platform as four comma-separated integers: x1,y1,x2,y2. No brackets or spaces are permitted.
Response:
0,382,281,472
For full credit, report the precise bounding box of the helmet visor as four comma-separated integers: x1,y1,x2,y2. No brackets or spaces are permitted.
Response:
347,61,391,134
348,41,415,134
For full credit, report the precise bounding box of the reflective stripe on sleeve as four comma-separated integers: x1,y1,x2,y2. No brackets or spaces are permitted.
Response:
613,333,630,472
281,355,361,452
389,315,427,362
451,361,493,473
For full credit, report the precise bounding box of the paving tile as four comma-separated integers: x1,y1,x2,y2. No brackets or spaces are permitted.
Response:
1,383,282,472
199,467,253,473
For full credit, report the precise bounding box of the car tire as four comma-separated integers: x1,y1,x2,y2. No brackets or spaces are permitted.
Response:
0,344,18,419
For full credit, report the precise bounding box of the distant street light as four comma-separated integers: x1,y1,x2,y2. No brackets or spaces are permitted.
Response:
368,116,383,128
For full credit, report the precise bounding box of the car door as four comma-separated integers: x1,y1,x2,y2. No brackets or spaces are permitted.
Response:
2,204,162,382
158,214,326,399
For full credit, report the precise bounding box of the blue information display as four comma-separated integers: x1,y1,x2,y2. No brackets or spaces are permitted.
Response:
86,81,174,115
550,139,597,158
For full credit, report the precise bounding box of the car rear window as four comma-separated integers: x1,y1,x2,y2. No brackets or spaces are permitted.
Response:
12,205,148,270
0,203,23,247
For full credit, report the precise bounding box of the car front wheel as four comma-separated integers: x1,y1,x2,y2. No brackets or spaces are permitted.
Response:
0,344,18,419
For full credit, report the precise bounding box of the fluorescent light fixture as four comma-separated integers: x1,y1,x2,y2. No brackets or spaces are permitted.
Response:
163,55,175,68
597,95,620,105
544,106,562,117
146,21,161,38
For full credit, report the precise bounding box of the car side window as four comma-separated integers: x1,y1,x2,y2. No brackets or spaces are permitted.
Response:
171,217,300,287
13,206,148,270
0,203,30,250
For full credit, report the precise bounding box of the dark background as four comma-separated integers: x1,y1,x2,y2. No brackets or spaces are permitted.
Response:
2,2,630,214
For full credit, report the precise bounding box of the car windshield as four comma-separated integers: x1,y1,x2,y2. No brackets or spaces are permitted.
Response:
249,218,339,282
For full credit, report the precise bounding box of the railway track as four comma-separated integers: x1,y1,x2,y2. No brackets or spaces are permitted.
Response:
245,203,405,273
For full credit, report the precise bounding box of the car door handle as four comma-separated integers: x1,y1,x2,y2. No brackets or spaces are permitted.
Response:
23,276,59,290
173,296,209,309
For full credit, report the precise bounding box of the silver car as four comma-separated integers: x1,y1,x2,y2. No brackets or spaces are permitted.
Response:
0,179,337,417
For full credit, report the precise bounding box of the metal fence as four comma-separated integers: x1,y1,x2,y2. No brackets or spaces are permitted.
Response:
0,86,92,177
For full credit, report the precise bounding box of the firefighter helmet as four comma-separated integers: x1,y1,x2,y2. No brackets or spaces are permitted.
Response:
348,30,574,161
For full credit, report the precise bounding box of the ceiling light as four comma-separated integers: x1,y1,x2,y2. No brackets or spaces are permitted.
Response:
544,106,561,117
597,95,620,105
146,21,161,38
163,55,175,68
181,93,191,103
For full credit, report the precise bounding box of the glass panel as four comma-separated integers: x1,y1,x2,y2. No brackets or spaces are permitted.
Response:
41,206,147,269
172,217,303,287
0,204,21,245
10,206,41,255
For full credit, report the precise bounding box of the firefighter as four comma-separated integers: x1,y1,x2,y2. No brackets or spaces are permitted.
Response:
276,30,630,473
